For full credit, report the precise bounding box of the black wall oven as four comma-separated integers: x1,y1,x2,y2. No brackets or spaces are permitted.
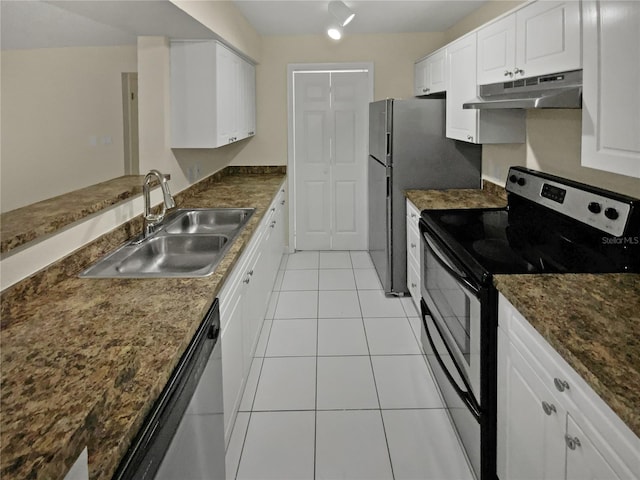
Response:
418,166,640,480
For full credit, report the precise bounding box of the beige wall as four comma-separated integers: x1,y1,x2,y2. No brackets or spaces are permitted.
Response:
445,0,640,197
0,45,137,212
231,32,445,166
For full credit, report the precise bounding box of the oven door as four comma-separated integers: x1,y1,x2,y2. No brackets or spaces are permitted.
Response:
420,228,482,409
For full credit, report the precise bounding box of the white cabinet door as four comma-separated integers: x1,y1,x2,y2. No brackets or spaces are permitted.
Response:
477,15,516,85
414,58,429,96
497,328,566,480
221,289,245,443
243,61,256,137
581,1,640,178
446,34,478,143
171,40,256,149
215,42,241,146
427,49,447,94
476,1,581,85
515,1,582,79
565,415,623,480
415,49,447,96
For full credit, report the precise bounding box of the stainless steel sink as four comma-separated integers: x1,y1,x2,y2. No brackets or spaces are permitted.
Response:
164,208,254,234
115,235,228,275
79,208,255,278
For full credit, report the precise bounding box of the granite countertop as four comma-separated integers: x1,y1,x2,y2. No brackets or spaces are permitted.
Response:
494,273,640,439
405,180,507,211
0,176,149,255
0,169,286,480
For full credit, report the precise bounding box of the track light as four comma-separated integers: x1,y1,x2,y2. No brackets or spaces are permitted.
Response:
328,1,355,27
327,24,343,40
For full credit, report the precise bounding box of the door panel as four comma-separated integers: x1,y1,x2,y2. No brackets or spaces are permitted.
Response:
294,69,369,251
294,72,331,249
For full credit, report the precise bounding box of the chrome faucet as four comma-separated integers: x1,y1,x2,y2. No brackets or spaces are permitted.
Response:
142,169,176,238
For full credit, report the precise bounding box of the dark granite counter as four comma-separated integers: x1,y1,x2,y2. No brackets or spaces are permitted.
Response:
0,168,286,479
405,180,507,211
494,274,640,439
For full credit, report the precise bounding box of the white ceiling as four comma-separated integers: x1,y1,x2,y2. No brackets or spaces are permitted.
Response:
1,0,488,50
232,0,489,36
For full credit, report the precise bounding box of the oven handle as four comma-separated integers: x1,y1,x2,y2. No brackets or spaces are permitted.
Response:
421,300,481,420
423,233,480,296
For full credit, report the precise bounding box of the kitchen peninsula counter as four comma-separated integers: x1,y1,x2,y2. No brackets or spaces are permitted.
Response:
0,168,286,479
494,273,640,439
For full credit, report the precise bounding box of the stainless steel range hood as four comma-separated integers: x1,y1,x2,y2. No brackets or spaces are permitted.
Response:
463,70,582,110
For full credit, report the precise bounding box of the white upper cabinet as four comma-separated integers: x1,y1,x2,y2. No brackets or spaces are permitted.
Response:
477,1,582,85
581,1,640,178
414,48,446,96
170,40,256,148
477,15,517,86
446,33,526,144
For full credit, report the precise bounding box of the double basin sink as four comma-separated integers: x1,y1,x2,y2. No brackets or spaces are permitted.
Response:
80,208,254,278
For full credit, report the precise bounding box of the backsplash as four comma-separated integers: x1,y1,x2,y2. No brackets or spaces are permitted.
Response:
483,110,640,198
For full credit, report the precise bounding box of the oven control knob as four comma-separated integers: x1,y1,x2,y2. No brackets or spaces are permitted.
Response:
517,177,526,186
509,174,518,184
604,207,619,220
588,202,602,214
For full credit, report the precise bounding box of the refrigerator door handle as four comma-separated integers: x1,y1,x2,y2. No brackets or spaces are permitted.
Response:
386,176,390,198
386,132,391,157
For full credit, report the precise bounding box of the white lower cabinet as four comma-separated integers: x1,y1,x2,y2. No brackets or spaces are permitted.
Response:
406,199,421,316
219,182,286,445
498,294,639,480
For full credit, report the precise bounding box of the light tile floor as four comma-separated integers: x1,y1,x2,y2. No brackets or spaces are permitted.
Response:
226,251,474,480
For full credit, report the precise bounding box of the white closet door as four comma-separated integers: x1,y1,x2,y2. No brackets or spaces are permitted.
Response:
294,72,332,250
293,70,369,251
330,71,368,250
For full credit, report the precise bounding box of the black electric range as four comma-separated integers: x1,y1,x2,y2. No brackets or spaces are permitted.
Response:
418,166,640,480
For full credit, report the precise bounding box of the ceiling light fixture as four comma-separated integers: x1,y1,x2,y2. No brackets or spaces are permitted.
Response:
327,24,343,40
328,0,355,27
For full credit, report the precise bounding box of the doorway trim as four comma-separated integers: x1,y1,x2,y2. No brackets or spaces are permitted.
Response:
287,62,374,252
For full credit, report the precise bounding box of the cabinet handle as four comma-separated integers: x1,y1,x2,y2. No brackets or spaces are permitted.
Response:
565,434,581,451
554,378,570,392
514,67,524,76
280,200,285,205
270,221,276,228
467,135,474,142
247,270,254,276
243,277,251,284
411,282,417,288
422,87,430,93
411,213,417,219
411,243,416,249
270,207,276,212
504,70,513,77
541,401,556,416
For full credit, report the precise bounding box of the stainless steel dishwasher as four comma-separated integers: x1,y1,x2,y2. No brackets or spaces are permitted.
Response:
113,299,225,480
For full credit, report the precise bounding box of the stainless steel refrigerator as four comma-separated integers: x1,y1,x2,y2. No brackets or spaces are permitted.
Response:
368,98,482,295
